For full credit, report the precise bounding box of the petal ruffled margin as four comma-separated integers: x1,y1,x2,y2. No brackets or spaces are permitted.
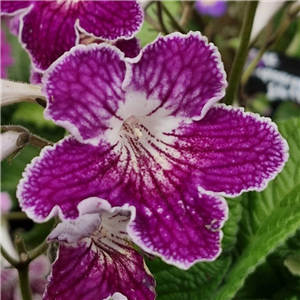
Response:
165,104,289,196
124,31,227,120
43,44,126,146
0,1,32,15
44,203,155,300
17,135,228,269
2,1,143,70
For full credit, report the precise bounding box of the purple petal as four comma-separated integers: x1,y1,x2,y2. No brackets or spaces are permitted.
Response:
43,44,126,146
44,209,156,300
20,1,82,71
0,1,32,15
115,37,141,58
16,1,143,70
125,32,227,120
195,1,227,17
168,104,289,196
76,1,143,40
18,136,228,268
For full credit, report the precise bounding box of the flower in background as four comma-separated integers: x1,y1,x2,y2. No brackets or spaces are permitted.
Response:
195,0,227,17
43,199,156,300
0,192,51,300
1,28,13,78
18,32,288,270
0,1,144,71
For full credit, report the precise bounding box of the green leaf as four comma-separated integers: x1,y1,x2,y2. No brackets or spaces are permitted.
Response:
148,254,231,300
214,117,300,300
222,197,242,252
1,145,40,207
12,102,56,129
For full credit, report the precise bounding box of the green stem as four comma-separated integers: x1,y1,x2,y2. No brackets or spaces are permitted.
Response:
161,2,187,34
29,241,49,261
2,211,28,220
156,2,169,35
15,235,33,300
223,1,258,105
18,265,32,300
242,3,300,86
1,245,18,266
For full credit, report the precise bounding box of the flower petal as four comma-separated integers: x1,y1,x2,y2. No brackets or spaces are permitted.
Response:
17,1,142,70
0,1,32,15
125,31,227,120
18,135,228,268
76,1,143,40
167,104,289,196
128,188,228,269
43,44,126,146
44,209,155,300
115,38,141,58
20,1,81,71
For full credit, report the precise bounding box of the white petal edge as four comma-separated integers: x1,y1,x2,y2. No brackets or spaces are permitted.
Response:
212,103,289,198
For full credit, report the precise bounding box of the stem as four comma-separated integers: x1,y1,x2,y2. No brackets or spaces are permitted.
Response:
161,2,187,34
1,245,19,266
29,135,53,148
156,2,169,35
241,2,300,86
15,235,33,300
18,265,32,300
29,241,49,261
179,2,193,27
2,211,28,220
223,1,258,105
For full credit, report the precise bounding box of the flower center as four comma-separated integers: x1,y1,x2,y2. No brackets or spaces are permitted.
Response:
121,116,143,141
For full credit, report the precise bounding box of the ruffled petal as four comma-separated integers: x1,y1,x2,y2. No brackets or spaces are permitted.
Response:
166,104,289,196
128,188,228,269
0,1,32,15
43,44,126,146
125,31,227,120
20,1,81,70
18,135,228,268
17,1,143,70
77,1,143,40
44,209,155,300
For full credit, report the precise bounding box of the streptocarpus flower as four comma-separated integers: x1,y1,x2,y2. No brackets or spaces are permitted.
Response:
18,32,288,269
44,199,156,300
195,0,227,17
0,0,143,71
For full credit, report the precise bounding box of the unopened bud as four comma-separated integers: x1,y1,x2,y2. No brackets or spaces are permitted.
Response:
1,79,46,106
0,131,30,161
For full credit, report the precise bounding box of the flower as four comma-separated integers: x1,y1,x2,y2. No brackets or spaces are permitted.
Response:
43,199,156,300
195,0,227,17
0,0,143,71
1,28,13,78
0,192,51,300
17,32,288,270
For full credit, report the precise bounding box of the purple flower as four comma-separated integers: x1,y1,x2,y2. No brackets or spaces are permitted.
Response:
1,28,13,78
44,200,156,300
0,193,50,300
195,0,227,17
17,32,288,270
0,1,143,71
